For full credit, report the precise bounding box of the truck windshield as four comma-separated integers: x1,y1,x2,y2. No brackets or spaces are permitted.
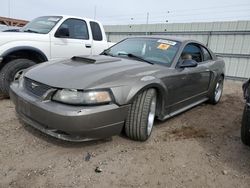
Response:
105,38,180,66
20,16,62,34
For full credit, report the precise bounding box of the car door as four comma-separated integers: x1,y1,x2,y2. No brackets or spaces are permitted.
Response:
50,18,92,59
167,43,212,113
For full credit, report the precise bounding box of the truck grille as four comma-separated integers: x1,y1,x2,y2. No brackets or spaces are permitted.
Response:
24,78,52,97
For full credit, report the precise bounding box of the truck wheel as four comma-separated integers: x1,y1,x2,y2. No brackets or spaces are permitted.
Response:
209,76,224,104
0,59,36,96
241,105,250,146
125,89,157,141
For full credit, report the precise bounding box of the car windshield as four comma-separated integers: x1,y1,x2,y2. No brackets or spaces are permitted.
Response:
105,38,180,66
20,16,62,34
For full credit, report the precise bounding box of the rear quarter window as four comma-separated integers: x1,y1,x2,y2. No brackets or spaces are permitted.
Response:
90,21,103,41
201,46,212,61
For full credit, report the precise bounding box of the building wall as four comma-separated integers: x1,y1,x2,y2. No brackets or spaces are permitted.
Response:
104,21,250,79
0,24,21,31
0,24,7,31
0,16,28,27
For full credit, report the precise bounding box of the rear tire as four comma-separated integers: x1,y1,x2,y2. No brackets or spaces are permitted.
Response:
241,105,250,146
125,89,157,141
0,59,36,96
209,76,224,104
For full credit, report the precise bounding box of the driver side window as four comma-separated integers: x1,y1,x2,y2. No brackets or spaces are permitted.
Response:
55,18,89,40
181,43,202,63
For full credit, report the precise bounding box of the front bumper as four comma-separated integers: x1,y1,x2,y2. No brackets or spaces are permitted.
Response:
10,83,130,142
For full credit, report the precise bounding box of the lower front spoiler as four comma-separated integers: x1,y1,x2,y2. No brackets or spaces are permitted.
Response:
16,111,125,142
10,83,130,142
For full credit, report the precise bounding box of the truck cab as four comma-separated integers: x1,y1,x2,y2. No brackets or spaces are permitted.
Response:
0,15,112,96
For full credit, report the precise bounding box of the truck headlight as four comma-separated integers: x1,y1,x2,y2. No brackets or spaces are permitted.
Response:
18,73,25,88
52,89,112,105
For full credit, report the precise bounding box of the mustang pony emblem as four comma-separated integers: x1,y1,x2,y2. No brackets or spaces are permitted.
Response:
31,82,39,89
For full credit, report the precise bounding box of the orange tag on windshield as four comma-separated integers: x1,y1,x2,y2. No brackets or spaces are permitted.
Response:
157,43,170,50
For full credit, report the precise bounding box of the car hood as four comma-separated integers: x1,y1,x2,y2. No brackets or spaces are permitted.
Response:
0,32,48,46
24,55,163,89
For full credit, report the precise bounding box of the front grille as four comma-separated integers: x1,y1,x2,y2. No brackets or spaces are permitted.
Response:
24,78,52,97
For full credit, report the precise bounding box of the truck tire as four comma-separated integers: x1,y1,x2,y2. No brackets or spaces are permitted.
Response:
241,105,250,146
0,59,36,96
125,89,157,141
209,76,224,104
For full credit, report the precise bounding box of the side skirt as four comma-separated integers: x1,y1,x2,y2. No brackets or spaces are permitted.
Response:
159,98,209,121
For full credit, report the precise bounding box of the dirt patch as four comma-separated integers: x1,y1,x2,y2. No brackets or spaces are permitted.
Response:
0,93,8,100
166,126,209,140
1,80,250,188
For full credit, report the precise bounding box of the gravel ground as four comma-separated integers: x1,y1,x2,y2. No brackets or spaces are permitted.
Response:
0,80,250,188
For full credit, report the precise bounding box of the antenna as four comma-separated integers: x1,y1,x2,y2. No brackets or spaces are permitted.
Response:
146,12,149,35
146,12,149,24
94,5,97,20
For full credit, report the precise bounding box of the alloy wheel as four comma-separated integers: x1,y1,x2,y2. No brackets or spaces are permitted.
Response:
147,96,157,136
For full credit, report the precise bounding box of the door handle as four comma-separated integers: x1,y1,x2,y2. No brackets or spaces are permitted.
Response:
85,44,92,48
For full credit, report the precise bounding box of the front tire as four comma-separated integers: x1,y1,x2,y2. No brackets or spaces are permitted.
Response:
241,105,250,146
0,59,36,96
125,89,157,141
209,76,224,104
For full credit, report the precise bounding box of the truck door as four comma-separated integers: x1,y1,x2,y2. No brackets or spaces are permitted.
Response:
50,18,92,59
89,21,109,55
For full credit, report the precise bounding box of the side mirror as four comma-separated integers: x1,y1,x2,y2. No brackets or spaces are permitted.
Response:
55,27,69,38
179,59,198,68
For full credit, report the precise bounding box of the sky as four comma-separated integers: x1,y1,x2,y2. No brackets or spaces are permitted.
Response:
1,0,250,25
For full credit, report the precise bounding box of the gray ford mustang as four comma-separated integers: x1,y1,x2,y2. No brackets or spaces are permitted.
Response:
10,36,225,142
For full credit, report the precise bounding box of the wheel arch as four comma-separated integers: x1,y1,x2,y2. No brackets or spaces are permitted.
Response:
126,82,168,118
0,46,48,69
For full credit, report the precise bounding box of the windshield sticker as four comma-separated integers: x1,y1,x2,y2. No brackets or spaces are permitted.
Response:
157,39,177,46
48,17,60,22
157,43,170,50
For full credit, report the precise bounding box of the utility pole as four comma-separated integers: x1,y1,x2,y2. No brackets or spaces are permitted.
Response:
146,12,149,35
146,12,149,25
94,5,97,20
8,0,11,18
129,17,134,29
166,11,170,23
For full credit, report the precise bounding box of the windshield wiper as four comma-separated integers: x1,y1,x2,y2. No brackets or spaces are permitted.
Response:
101,50,114,57
23,29,39,33
117,52,154,65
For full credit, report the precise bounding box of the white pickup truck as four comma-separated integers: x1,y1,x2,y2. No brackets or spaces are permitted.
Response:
0,15,113,96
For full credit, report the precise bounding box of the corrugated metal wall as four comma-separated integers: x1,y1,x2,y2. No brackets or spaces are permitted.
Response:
104,21,250,79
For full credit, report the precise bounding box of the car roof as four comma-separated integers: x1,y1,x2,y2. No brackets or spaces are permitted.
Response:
124,35,215,59
126,35,196,43
36,15,100,24
60,15,100,23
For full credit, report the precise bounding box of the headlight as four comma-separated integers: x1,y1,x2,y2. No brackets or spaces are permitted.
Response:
52,89,112,105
